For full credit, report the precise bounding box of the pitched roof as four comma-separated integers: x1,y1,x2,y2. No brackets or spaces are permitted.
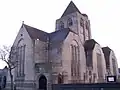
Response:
102,47,112,68
49,28,70,42
23,24,49,42
23,24,71,42
61,1,81,17
84,39,98,51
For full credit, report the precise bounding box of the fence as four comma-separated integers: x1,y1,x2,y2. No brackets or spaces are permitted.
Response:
52,83,120,90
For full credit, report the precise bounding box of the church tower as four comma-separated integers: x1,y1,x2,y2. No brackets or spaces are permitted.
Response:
55,1,91,44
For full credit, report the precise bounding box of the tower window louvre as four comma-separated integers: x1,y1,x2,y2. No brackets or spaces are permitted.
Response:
68,18,73,26
80,18,84,27
59,21,64,29
71,43,79,77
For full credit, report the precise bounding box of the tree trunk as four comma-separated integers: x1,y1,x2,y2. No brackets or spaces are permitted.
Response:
9,68,14,90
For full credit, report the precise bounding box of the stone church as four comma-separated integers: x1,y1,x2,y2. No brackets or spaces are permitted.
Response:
6,1,118,90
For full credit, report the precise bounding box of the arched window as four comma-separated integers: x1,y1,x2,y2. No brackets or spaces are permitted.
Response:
85,21,89,30
59,21,64,29
16,39,25,77
67,18,73,26
71,40,80,77
80,18,84,27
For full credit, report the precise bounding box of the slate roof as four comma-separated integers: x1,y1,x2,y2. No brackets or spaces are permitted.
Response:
84,39,98,51
61,1,81,17
23,24,49,42
102,47,112,68
49,28,70,42
0,69,3,75
23,24,70,42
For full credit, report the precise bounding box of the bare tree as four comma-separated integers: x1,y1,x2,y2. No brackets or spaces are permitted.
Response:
0,45,18,90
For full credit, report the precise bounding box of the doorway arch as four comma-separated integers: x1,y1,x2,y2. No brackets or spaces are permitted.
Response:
39,75,47,90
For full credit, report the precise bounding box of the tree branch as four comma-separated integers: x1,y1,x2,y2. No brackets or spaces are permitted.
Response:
0,45,16,90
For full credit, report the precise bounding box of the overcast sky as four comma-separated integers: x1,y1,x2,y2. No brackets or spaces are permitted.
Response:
0,0,120,69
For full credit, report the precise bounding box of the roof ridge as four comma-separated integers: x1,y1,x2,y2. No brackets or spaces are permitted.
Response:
23,24,48,34
85,39,99,44
50,28,70,34
22,24,73,42
102,46,112,51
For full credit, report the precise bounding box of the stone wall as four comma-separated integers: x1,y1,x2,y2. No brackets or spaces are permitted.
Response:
92,44,106,83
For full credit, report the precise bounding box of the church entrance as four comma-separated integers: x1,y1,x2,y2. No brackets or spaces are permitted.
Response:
39,75,47,90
